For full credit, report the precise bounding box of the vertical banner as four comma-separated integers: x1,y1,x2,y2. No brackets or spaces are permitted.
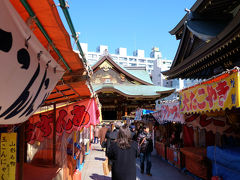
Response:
0,133,17,180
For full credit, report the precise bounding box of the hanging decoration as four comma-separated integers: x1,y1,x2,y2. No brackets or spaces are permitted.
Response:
0,0,64,124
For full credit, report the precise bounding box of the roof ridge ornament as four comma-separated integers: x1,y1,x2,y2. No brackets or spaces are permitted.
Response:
103,49,109,56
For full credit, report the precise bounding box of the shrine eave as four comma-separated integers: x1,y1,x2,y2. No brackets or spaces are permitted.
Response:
92,84,175,99
163,10,240,80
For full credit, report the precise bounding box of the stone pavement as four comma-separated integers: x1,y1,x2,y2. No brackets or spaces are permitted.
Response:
81,143,193,180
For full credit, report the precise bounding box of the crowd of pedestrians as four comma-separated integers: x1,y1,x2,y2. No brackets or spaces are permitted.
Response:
93,122,154,180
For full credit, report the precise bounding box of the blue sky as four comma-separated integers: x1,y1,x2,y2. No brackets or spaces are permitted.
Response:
56,0,196,60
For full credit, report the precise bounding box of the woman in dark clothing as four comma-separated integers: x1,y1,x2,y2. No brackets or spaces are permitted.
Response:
107,124,139,180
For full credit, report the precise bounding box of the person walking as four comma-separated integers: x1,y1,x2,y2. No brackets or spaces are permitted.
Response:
107,124,139,180
99,124,108,148
94,126,99,144
138,126,153,176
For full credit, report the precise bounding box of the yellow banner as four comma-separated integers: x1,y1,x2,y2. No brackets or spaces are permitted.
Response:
0,133,17,180
180,69,240,113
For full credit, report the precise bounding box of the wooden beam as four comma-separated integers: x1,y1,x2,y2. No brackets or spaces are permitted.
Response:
57,75,89,86
63,69,86,77
46,93,76,102
42,96,90,107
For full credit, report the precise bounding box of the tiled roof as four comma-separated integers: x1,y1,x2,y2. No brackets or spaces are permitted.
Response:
93,84,174,97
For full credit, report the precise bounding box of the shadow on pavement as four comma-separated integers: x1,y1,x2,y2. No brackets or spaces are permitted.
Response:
89,173,111,180
95,157,106,161
93,149,104,152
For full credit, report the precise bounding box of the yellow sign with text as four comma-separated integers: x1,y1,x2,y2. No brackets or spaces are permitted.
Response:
0,133,17,180
180,69,240,113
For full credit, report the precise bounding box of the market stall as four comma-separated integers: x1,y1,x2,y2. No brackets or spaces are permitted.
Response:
152,101,185,168
25,98,100,179
179,68,240,180
0,0,99,179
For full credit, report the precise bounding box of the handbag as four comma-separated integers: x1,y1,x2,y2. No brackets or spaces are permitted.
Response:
102,158,111,175
101,141,107,148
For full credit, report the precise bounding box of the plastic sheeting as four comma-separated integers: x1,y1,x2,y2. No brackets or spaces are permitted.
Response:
207,146,240,180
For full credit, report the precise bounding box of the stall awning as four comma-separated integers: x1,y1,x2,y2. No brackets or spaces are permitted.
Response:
152,101,185,124
9,0,93,106
180,68,240,114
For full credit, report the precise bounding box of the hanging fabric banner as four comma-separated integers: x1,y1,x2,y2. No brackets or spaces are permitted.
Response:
179,68,240,114
0,0,64,124
152,101,185,124
134,109,143,121
25,98,100,144
0,133,17,180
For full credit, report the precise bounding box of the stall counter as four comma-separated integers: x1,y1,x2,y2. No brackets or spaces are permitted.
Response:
180,147,211,180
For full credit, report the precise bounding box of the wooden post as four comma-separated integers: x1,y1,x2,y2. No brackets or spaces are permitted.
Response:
19,122,25,180
53,103,56,166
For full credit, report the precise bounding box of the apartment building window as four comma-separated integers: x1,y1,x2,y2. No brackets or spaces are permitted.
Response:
129,58,137,62
148,65,153,68
92,54,97,58
112,56,118,60
120,62,127,66
148,60,154,63
139,59,146,63
129,63,137,67
139,64,146,67
119,57,127,61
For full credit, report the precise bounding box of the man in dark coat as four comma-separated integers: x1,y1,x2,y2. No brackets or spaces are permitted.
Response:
106,121,121,157
138,126,153,176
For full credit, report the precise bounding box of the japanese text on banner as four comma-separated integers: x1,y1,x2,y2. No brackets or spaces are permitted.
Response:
0,133,17,180
180,70,240,113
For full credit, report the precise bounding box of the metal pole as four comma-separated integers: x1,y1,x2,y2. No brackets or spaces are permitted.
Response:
53,103,57,166
19,123,25,180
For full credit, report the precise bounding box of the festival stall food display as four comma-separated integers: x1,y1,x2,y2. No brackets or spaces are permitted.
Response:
179,68,240,180
152,101,184,168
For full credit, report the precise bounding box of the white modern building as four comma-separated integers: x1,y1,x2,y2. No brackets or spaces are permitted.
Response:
77,43,171,74
78,43,200,90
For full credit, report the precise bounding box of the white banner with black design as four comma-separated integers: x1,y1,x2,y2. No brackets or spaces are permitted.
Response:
0,0,65,124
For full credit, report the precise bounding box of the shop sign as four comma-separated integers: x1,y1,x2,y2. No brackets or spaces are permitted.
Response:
152,102,184,124
26,98,100,144
0,133,17,180
0,0,64,124
180,69,240,113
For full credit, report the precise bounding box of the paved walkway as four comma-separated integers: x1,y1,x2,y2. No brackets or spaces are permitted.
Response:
82,143,192,180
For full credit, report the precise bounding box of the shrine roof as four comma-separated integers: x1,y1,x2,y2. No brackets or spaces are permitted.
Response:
92,55,153,85
92,84,175,99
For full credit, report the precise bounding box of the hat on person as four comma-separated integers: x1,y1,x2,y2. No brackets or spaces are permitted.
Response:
114,121,122,129
130,125,135,130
